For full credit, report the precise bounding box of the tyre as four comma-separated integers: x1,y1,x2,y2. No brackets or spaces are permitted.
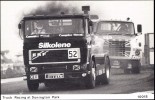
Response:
85,60,96,89
132,60,141,74
101,57,111,84
27,80,39,91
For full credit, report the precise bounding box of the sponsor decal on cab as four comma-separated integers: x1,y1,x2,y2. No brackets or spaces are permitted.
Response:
38,42,71,48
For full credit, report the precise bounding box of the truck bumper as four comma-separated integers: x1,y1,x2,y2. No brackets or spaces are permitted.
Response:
109,56,140,69
24,71,89,82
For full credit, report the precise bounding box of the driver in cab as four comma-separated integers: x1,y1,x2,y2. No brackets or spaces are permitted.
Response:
32,21,46,34
118,23,129,33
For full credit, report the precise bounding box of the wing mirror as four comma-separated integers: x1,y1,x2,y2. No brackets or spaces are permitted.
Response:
18,23,22,29
18,21,23,40
137,24,142,33
135,24,142,36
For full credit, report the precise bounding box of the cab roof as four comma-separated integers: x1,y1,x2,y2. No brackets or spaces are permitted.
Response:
23,14,89,20
96,20,133,23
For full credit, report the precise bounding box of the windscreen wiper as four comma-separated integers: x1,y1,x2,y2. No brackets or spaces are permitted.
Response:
26,34,39,38
39,34,50,37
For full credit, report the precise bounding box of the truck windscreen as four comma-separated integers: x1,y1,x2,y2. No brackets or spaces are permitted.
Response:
25,18,84,36
96,22,134,35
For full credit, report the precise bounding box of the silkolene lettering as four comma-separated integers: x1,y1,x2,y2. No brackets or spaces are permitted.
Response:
39,42,71,48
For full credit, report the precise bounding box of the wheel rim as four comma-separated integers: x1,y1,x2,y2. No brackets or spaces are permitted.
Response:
92,68,96,81
106,66,110,79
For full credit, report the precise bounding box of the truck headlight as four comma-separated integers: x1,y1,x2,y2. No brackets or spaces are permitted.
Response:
135,49,140,56
30,67,38,72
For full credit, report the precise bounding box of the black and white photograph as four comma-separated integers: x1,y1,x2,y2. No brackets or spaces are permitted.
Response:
1,0,154,99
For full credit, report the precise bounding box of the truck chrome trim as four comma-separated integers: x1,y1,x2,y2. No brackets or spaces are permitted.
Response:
110,56,139,60
29,59,81,65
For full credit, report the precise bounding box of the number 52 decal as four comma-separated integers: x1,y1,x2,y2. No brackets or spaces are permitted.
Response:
68,48,80,59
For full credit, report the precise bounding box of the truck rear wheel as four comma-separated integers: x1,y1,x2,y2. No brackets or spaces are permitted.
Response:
101,57,110,84
85,60,96,89
27,80,39,91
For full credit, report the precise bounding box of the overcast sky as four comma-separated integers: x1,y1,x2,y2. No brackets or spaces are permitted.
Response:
1,1,154,56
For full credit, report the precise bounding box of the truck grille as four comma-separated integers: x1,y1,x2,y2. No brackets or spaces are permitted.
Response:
42,65,73,73
29,48,80,65
104,40,130,56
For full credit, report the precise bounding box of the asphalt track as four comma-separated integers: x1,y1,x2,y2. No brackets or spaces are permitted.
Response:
1,68,154,94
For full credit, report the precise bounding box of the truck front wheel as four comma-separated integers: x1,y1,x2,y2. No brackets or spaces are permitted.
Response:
85,60,96,89
101,57,111,84
27,80,39,91
132,60,141,74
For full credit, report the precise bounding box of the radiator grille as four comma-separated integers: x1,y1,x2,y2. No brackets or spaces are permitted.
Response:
104,40,131,56
29,48,80,64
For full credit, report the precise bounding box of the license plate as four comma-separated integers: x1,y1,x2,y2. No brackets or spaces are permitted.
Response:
45,73,64,79
30,74,38,80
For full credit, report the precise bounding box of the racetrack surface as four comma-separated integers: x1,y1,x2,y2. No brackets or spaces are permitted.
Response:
1,68,154,94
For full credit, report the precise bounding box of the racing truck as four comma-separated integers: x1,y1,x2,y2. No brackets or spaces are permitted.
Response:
93,19,142,74
18,6,111,91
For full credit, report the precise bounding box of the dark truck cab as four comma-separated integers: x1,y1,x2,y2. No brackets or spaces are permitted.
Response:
18,6,111,91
